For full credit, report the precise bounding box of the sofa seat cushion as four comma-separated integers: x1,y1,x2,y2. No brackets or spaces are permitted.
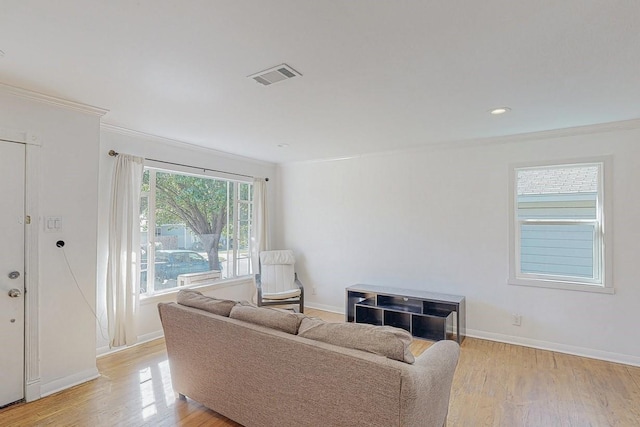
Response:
298,317,415,364
176,290,236,317
229,304,305,334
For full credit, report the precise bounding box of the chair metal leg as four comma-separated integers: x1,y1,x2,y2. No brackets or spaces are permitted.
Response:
299,285,304,313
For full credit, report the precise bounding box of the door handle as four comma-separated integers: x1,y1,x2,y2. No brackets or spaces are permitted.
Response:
8,289,21,298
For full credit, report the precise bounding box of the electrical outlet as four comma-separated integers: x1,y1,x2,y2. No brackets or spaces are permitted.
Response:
312,287,317,295
512,313,522,326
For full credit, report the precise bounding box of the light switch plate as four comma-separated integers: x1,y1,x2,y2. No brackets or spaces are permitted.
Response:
45,216,62,232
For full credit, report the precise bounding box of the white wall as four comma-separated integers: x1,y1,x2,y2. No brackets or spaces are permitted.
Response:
0,88,102,397
96,127,277,354
278,123,640,365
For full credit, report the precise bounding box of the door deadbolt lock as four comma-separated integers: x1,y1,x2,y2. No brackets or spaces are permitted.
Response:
8,289,21,298
8,271,20,280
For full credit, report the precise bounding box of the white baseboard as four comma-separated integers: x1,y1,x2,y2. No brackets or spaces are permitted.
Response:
96,345,111,357
466,328,640,367
138,330,165,344
306,302,344,314
97,330,165,358
40,367,100,398
25,379,41,402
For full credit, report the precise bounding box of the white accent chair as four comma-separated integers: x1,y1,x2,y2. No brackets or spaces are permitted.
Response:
255,250,304,313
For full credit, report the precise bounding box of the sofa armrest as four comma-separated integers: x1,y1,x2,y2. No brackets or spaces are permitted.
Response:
400,340,460,427
413,340,460,369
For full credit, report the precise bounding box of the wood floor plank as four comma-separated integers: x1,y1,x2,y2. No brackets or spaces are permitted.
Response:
1,308,639,426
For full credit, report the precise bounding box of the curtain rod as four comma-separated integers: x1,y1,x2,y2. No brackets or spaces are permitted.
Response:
108,150,268,181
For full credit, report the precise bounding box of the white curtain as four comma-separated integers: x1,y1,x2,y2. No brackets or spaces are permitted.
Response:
106,154,144,348
251,178,269,273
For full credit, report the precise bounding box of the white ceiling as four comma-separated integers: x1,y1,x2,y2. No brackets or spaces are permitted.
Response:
1,1,639,163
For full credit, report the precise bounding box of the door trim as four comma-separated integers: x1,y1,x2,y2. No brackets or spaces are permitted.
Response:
1,128,41,402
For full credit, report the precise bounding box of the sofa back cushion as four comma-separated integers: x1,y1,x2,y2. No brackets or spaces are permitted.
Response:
176,290,236,317
159,302,413,427
229,305,304,334
298,317,415,364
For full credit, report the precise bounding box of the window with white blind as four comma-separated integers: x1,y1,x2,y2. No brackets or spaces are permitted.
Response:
509,160,613,293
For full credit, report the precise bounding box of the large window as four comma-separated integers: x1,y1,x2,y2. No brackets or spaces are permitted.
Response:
509,160,612,293
139,168,253,295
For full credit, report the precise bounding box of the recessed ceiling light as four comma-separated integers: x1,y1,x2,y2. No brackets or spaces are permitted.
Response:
277,143,289,148
490,107,511,115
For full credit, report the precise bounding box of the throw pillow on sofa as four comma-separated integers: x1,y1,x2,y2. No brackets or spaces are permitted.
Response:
298,317,415,364
229,305,305,334
176,289,237,317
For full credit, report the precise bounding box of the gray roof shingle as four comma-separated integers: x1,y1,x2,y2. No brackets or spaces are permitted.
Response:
517,165,598,195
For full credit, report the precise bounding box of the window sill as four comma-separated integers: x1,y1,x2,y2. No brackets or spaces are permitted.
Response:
509,278,614,294
140,276,254,306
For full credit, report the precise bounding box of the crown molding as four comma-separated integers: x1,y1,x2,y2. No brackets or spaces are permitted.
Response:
0,82,108,117
281,117,640,166
463,117,640,148
100,123,275,167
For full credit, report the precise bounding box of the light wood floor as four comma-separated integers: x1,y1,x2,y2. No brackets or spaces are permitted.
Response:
1,308,639,426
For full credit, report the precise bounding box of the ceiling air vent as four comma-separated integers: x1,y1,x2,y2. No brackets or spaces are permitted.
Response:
248,64,302,86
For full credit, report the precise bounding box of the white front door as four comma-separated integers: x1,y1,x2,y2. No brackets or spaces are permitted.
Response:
0,140,25,407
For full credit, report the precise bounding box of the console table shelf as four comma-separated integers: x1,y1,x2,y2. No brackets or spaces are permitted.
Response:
346,284,466,343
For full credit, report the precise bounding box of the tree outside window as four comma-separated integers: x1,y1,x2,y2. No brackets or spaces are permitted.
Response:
140,168,253,294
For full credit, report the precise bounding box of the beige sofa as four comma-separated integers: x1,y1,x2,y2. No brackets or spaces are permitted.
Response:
158,293,460,427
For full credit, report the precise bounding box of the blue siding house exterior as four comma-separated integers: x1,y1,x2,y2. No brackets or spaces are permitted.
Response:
516,165,599,280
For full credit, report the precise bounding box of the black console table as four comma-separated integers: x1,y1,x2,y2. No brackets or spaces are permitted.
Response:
346,284,465,343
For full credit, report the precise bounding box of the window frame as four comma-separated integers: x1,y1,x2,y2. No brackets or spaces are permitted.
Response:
140,163,254,297
508,157,614,294
233,182,253,277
